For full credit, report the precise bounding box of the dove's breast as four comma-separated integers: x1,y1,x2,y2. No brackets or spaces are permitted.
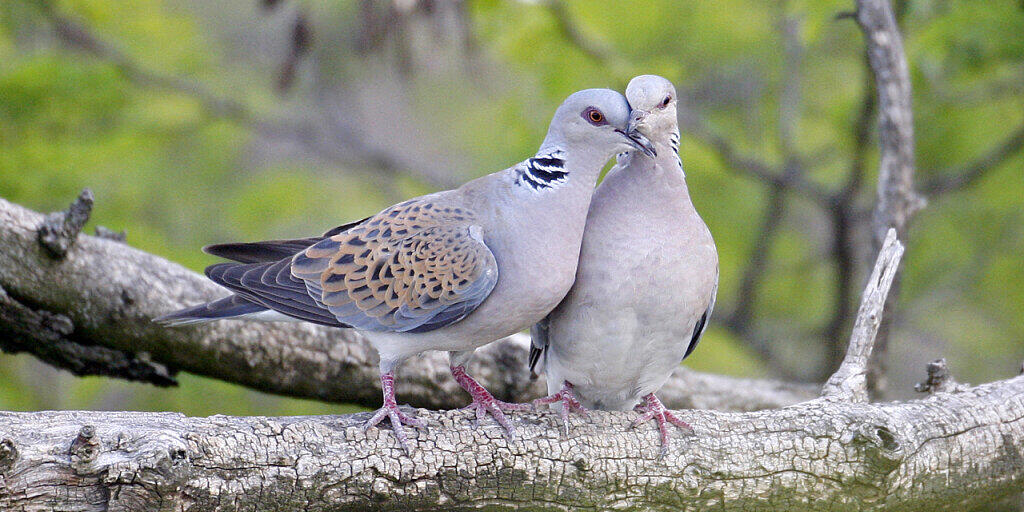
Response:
543,157,718,410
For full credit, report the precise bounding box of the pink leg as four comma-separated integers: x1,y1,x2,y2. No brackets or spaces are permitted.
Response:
450,365,530,438
363,372,427,455
631,393,693,458
532,381,590,435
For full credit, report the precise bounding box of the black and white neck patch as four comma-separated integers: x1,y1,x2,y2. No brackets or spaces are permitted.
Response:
515,150,568,190
669,129,684,173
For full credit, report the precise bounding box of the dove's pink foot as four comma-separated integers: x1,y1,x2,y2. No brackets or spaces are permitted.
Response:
533,381,590,435
451,365,530,438
631,393,693,458
364,371,427,455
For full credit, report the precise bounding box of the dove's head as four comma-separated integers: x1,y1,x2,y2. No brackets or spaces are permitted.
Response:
625,75,678,143
546,88,656,159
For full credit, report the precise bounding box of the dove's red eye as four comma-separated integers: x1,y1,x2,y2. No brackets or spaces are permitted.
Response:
660,95,672,108
583,107,606,125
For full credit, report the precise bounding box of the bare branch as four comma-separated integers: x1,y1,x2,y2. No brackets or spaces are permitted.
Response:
822,228,904,402
30,0,462,191
2,371,1023,510
821,56,877,379
543,0,615,64
855,0,923,396
922,122,1024,196
0,284,177,387
0,195,815,412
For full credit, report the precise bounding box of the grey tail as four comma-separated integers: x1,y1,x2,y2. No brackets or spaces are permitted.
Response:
154,295,266,326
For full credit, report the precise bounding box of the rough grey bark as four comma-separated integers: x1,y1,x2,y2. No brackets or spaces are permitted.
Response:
0,195,816,412
1,376,1023,512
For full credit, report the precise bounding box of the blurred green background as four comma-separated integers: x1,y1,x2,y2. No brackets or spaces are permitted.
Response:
0,0,1021,416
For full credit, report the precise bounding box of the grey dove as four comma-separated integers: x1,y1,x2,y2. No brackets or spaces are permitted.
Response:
530,75,718,456
156,88,655,454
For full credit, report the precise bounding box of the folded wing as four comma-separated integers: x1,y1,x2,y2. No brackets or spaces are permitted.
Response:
291,199,498,333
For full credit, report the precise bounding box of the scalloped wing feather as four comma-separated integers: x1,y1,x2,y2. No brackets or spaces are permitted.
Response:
292,199,498,333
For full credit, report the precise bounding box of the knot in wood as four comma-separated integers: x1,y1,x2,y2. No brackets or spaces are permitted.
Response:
70,425,101,470
37,188,94,258
847,423,903,477
915,358,967,394
0,438,17,473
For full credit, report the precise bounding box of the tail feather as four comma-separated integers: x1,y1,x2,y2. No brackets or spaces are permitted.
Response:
203,218,371,264
154,295,266,326
203,239,319,264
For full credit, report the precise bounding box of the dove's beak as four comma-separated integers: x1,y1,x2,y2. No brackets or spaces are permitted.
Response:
617,124,657,158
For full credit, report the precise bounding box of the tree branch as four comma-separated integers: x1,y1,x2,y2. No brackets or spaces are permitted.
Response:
677,110,833,206
855,0,923,396
0,194,816,412
4,200,1021,510
542,0,615,64
820,57,876,379
921,122,1024,196
1,371,1021,510
30,0,463,191
822,228,904,402
721,183,790,374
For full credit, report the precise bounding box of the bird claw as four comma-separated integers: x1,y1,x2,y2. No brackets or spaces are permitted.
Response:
533,381,589,436
450,364,528,438
461,395,529,438
631,394,693,458
364,403,427,455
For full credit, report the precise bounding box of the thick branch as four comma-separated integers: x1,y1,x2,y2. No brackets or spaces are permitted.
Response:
1,373,1022,511
0,196,815,412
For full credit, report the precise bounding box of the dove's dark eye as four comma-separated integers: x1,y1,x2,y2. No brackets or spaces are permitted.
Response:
660,95,672,108
583,107,606,125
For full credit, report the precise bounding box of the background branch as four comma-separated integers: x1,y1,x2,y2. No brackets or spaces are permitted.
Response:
921,122,1024,196
31,0,463,191
0,195,816,412
820,64,876,379
854,0,922,396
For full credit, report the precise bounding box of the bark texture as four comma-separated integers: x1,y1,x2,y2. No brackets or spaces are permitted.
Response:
0,195,816,412
1,375,1022,511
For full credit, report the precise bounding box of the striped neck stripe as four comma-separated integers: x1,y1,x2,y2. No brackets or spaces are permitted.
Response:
516,149,568,190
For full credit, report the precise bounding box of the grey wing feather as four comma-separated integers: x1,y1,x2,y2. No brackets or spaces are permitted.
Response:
683,282,718,360
205,259,347,327
154,295,265,326
528,316,550,378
